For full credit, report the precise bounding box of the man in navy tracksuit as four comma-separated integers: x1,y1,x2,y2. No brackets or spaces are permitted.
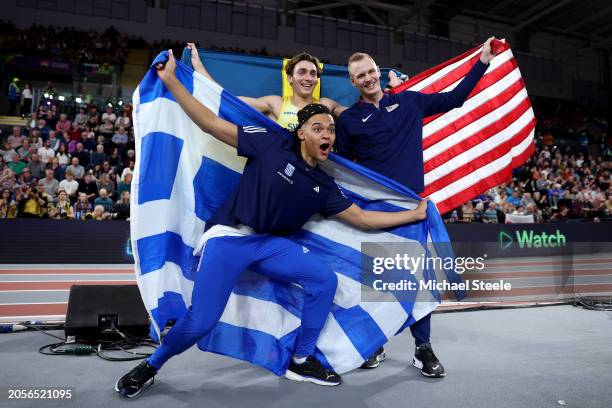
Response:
335,37,498,377
115,50,430,398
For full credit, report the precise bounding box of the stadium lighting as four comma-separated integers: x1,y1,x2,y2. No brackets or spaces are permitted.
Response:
75,97,82,103
107,102,113,107
43,93,49,98
118,100,123,106
58,95,65,101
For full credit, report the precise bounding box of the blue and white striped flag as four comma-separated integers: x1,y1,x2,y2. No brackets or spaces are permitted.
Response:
131,51,460,376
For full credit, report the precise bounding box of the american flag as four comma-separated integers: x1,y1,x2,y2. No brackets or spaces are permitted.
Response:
390,40,536,214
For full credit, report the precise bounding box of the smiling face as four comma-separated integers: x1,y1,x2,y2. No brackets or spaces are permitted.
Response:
348,56,382,99
288,60,319,99
297,113,336,164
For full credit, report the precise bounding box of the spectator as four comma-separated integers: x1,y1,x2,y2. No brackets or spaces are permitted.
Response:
115,110,131,129
73,192,92,220
1,141,17,162
66,157,85,179
38,169,59,197
120,159,134,182
73,142,90,168
17,139,32,162
58,170,79,201
20,83,33,117
117,172,132,196
35,118,51,139
109,148,121,168
55,113,71,133
68,122,81,141
47,130,60,151
91,204,111,220
8,126,25,149
81,130,96,152
16,185,47,218
0,166,15,191
112,126,128,151
483,202,499,223
54,190,74,219
26,153,46,179
91,144,108,168
98,172,116,200
75,107,88,127
0,188,17,218
507,190,522,207
78,172,98,202
56,143,70,166
28,129,43,149
93,188,113,212
37,139,55,165
113,190,130,220
7,77,20,116
102,106,117,123
48,156,65,181
8,152,26,176
99,119,114,138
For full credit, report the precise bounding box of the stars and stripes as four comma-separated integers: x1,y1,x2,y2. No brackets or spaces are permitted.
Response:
390,40,536,214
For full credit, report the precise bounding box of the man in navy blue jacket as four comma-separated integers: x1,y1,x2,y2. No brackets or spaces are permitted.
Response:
335,37,498,377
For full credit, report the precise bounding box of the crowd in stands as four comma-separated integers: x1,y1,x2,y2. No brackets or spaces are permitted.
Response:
0,21,147,67
0,97,134,220
445,97,612,223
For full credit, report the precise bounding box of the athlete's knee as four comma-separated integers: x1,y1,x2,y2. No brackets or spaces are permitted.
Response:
307,266,337,298
181,307,218,338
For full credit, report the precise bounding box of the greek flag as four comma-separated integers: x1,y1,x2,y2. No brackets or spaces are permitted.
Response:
131,51,460,376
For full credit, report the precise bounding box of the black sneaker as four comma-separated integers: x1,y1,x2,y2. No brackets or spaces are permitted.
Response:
115,360,157,398
360,347,386,369
413,343,446,377
285,356,342,386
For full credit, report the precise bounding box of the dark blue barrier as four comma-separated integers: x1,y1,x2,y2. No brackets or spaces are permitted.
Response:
0,220,610,264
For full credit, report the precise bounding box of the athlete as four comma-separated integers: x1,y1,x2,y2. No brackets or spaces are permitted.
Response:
335,37,499,376
187,43,403,131
115,50,429,398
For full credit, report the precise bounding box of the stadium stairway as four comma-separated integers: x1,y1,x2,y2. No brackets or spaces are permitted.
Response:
0,116,28,127
120,49,149,96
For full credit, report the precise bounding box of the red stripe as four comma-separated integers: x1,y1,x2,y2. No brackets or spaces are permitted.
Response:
0,281,136,291
418,54,483,95
422,71,525,150
423,119,535,196
0,268,134,275
421,54,519,126
0,303,68,317
433,141,535,213
424,99,533,174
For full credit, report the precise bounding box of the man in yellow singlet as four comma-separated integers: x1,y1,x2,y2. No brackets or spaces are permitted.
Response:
187,43,402,131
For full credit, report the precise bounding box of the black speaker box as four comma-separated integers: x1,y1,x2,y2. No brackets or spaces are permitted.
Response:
65,285,150,341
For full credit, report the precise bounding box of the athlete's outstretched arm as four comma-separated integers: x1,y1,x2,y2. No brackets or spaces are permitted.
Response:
188,43,279,117
336,198,429,230
187,42,218,84
157,50,237,148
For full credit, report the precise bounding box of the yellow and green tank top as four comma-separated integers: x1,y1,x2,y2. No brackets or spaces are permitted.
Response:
276,95,320,132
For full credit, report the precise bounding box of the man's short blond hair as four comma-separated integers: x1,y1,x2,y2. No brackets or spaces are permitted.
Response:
347,52,376,76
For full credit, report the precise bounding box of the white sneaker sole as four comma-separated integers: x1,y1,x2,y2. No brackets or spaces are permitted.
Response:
114,377,154,398
413,357,446,377
284,370,341,386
